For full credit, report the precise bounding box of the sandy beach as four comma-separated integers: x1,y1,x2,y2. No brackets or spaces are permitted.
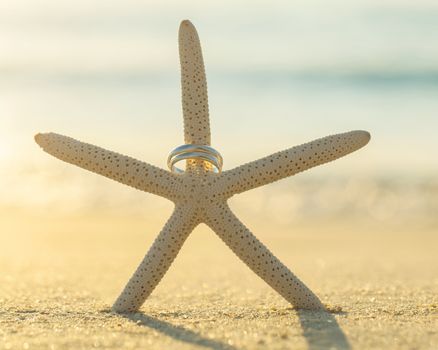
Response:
1,210,437,350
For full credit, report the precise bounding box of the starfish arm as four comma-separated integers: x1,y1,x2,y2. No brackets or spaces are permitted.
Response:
34,132,179,200
217,130,370,197
206,203,324,309
112,205,198,312
179,20,211,145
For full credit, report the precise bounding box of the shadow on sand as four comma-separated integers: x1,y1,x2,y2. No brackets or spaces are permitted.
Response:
113,308,349,350
297,309,351,350
120,312,237,350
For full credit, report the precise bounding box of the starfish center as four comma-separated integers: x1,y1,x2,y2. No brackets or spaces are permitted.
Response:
171,171,224,209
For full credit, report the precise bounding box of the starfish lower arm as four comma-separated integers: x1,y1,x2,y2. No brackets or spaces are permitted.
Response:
216,130,370,197
34,132,179,200
112,205,199,312
206,203,324,310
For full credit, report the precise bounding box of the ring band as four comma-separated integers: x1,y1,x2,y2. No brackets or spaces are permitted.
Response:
167,144,223,173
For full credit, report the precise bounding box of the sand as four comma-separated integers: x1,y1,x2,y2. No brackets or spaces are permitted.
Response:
1,212,437,349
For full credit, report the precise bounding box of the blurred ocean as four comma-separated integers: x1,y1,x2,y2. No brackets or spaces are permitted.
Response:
0,0,437,229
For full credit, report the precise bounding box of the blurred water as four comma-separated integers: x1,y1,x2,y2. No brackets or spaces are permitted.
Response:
0,0,437,226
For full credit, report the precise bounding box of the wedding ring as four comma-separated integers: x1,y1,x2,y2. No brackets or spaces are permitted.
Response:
167,144,223,173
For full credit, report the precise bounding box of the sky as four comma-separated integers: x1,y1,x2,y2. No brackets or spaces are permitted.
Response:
0,0,437,232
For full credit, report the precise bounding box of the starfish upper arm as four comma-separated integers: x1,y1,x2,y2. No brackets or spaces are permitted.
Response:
216,130,371,197
179,20,211,146
34,132,180,200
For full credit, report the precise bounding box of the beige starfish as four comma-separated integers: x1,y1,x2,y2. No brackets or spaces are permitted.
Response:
35,20,370,312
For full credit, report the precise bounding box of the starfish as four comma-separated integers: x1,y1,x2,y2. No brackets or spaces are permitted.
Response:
35,20,370,312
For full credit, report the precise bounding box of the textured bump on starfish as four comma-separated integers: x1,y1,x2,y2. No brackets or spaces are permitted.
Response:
35,20,370,313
